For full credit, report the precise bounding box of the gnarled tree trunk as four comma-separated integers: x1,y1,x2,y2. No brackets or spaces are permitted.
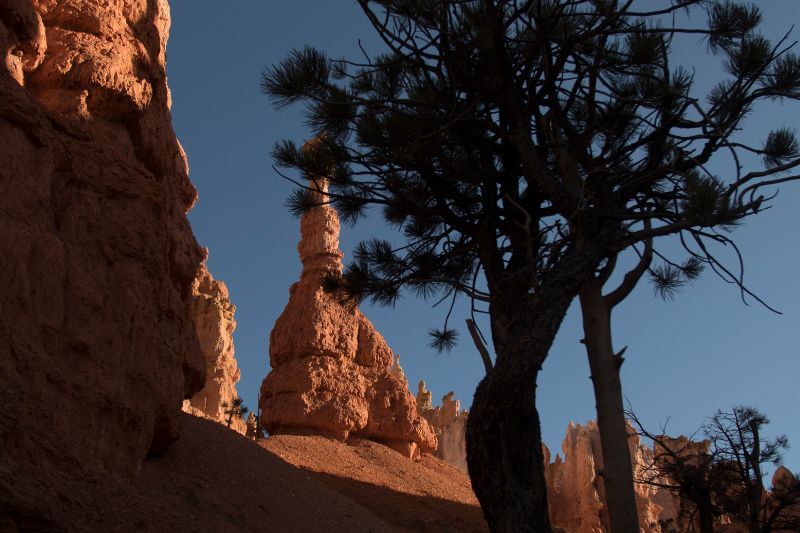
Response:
467,288,576,532
466,228,619,531
468,357,550,531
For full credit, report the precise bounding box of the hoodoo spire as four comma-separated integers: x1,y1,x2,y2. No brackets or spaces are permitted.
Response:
297,176,344,277
259,141,436,458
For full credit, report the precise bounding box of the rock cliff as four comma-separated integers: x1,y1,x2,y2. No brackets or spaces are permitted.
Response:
183,260,245,434
544,422,606,533
544,421,683,532
260,177,436,458
417,381,469,473
0,0,204,524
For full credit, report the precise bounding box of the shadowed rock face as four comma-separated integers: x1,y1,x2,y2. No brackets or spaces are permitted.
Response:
0,0,204,521
260,179,437,458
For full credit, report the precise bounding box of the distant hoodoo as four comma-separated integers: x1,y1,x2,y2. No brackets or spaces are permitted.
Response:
259,167,436,459
416,381,469,473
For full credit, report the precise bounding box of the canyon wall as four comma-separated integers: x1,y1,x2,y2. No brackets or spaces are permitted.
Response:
260,176,436,459
544,421,681,532
183,260,246,434
0,0,205,524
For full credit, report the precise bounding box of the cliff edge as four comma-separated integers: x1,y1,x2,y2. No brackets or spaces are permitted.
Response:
0,0,205,524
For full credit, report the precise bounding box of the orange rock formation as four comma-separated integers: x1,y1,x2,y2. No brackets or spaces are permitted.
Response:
0,0,205,523
183,260,246,434
260,178,437,458
417,381,469,473
544,421,684,532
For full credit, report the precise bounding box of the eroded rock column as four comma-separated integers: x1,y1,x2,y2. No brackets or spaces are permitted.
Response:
183,260,246,434
543,421,686,532
260,177,436,458
417,381,469,473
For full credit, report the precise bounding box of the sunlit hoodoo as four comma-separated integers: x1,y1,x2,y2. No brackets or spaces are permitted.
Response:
259,148,437,458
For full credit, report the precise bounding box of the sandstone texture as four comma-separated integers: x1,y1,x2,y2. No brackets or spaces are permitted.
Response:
417,381,469,474
544,420,686,533
260,179,436,458
771,466,800,529
0,0,204,525
544,422,607,533
641,434,710,529
183,260,245,434
244,411,259,439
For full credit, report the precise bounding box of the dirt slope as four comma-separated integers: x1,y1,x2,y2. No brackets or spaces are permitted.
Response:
4,414,487,532
262,434,486,532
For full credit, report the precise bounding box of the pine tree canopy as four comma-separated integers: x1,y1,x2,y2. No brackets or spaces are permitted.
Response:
263,0,800,336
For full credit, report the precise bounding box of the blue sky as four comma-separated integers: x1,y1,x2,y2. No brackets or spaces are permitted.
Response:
168,1,799,472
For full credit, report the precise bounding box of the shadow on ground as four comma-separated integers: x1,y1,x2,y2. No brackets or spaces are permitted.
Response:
2,414,488,532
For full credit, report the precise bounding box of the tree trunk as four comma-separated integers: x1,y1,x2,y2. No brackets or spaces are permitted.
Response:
698,506,715,533
466,288,578,532
749,420,764,533
468,360,550,531
465,229,617,531
579,279,640,533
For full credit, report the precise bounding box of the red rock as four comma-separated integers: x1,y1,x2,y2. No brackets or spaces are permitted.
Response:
773,465,798,491
416,394,688,532
260,178,436,458
417,381,469,473
544,421,607,533
771,466,800,528
416,379,434,411
543,421,691,532
644,434,711,527
0,0,204,522
244,411,259,439
183,260,246,434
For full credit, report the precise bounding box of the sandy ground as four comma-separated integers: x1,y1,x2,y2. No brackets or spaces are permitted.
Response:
262,434,485,532
4,413,487,532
